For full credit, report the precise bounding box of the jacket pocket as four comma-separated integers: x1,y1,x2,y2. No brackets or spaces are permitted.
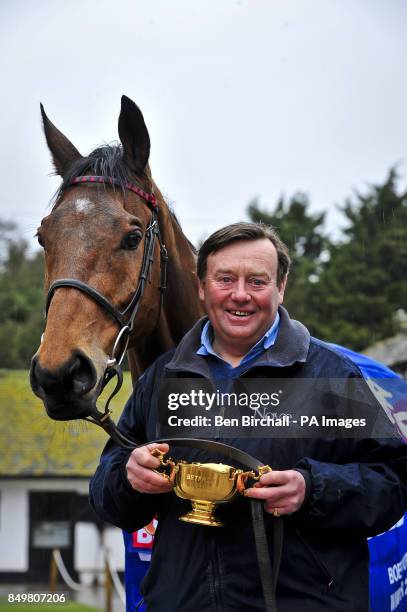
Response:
295,528,335,592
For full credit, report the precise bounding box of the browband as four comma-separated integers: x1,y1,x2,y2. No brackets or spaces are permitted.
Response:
70,175,157,208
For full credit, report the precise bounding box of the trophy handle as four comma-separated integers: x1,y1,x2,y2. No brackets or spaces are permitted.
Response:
150,448,176,484
236,465,272,493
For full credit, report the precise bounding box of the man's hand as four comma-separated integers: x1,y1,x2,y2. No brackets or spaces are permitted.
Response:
126,443,173,494
245,469,306,516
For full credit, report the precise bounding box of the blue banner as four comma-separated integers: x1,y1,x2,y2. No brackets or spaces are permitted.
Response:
123,521,156,612
369,516,407,612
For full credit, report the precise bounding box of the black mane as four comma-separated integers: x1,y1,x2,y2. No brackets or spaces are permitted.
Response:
56,143,130,200
52,143,196,250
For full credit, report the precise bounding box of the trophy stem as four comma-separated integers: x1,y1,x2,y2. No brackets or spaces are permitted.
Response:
179,500,223,527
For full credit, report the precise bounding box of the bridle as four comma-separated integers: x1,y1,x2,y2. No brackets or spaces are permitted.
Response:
45,175,168,421
43,174,282,612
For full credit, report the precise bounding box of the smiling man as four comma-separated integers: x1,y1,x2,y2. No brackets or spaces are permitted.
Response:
197,233,287,367
90,222,407,612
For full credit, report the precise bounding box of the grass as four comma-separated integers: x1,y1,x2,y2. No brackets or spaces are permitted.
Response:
0,369,133,476
0,599,101,612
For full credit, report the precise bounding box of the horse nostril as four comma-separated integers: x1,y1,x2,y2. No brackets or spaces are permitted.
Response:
30,352,97,399
30,356,45,398
68,354,97,396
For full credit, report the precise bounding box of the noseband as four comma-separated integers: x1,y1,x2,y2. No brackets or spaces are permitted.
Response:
45,175,168,417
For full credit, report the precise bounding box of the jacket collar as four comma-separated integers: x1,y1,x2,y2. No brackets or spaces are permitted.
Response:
165,306,310,375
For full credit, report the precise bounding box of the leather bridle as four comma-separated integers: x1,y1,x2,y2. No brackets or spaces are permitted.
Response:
45,175,168,417
43,174,282,612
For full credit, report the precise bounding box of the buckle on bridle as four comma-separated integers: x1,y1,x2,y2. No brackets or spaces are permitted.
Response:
106,325,131,368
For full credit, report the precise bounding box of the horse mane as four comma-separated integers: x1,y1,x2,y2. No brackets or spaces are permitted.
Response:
52,143,197,253
55,143,129,202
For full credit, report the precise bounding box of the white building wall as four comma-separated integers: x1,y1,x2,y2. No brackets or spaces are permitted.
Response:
0,479,124,576
74,523,124,585
75,522,103,571
104,527,125,572
0,485,28,571
0,479,89,574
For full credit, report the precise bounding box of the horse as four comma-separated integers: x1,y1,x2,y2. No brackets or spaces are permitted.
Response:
30,95,204,422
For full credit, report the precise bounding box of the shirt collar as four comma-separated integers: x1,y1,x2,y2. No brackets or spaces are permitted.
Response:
197,312,280,365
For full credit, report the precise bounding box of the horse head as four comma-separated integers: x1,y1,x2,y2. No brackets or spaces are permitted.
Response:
30,96,203,421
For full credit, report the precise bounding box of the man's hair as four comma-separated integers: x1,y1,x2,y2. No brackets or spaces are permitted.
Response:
197,222,291,286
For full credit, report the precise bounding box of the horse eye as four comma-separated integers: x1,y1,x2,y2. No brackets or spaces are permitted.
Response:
122,231,142,250
35,231,44,248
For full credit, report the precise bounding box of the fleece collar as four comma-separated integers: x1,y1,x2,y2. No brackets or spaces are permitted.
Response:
165,306,310,376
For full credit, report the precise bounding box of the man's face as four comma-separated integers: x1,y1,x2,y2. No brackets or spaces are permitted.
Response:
198,239,286,355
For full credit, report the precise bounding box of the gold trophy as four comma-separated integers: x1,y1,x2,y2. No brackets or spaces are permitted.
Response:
152,450,271,527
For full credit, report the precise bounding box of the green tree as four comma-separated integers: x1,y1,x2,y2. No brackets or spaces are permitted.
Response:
247,193,330,331
0,223,44,368
314,169,407,350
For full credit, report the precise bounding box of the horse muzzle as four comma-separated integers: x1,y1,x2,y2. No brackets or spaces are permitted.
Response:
30,350,99,419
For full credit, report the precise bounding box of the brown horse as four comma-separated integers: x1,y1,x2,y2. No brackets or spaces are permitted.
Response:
30,96,203,421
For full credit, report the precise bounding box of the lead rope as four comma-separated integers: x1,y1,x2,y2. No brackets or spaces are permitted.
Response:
85,406,281,612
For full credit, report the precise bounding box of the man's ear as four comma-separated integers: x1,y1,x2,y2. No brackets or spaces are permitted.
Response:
198,279,205,302
278,276,287,304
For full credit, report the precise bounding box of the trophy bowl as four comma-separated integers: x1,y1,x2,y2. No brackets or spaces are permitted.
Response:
152,450,271,527
173,461,245,527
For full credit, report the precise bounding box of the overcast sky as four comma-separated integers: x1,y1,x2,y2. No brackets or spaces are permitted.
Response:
1,0,406,250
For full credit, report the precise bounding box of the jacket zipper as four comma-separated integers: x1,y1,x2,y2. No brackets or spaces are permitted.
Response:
296,529,335,591
208,533,224,611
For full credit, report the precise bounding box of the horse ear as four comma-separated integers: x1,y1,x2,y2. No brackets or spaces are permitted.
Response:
118,95,150,174
40,104,82,178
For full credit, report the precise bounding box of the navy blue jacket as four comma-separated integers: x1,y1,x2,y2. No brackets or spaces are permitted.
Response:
89,308,407,611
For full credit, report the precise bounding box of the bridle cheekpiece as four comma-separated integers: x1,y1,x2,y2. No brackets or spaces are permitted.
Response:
45,175,168,423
